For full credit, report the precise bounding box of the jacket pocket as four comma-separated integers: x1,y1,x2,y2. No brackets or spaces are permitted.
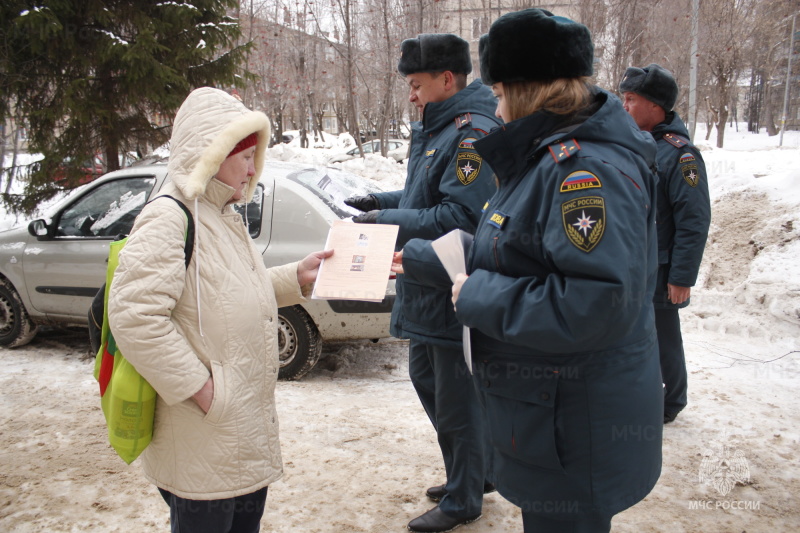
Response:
477,363,563,471
400,280,449,334
203,361,227,425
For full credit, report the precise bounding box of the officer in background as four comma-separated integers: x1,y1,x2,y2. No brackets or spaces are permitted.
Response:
620,63,712,424
345,33,501,533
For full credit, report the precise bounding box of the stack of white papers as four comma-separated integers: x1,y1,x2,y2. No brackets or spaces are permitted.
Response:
312,220,399,302
431,229,474,374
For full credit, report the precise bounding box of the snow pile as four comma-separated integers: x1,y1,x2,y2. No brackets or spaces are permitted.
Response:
685,129,800,342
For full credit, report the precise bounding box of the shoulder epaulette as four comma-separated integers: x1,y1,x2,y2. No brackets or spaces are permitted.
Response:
548,139,581,164
663,133,689,148
454,113,472,130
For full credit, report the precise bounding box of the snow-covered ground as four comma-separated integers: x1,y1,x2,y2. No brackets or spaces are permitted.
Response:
1,124,799,532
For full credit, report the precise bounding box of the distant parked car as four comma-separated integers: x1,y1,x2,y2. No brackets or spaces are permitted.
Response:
53,152,140,188
0,161,394,380
52,156,104,187
328,139,409,164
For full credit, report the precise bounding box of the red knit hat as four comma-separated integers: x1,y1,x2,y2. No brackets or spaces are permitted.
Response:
228,132,258,157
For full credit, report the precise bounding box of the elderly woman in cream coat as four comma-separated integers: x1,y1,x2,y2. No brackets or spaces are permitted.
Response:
108,87,331,533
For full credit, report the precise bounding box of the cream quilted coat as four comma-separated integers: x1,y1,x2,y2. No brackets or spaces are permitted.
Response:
108,88,306,499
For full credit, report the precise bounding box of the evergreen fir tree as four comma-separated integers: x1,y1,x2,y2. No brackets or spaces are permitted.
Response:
0,0,253,212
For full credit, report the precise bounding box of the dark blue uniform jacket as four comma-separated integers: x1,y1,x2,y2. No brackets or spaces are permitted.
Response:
405,89,664,518
373,79,501,347
650,113,711,309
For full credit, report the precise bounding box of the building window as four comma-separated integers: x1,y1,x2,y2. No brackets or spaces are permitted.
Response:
472,16,489,40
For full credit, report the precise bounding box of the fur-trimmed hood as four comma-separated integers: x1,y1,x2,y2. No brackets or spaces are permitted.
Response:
168,87,271,202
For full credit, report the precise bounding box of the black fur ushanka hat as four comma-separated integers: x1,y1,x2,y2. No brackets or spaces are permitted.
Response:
479,8,594,85
619,63,679,112
397,33,472,76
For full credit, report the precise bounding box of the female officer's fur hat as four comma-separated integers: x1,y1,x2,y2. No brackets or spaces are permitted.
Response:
397,33,472,76
479,8,593,85
619,63,679,112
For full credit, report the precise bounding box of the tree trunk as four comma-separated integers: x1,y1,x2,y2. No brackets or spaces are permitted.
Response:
4,128,22,195
704,97,717,141
100,69,121,172
332,101,347,134
746,69,762,133
716,107,728,148
0,126,7,179
307,92,321,142
376,0,394,157
764,82,778,136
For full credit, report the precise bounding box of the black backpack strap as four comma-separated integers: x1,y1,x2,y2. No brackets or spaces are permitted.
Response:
153,195,195,268
89,194,196,356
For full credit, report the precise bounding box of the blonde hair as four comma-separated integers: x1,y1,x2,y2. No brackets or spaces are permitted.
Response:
501,77,592,122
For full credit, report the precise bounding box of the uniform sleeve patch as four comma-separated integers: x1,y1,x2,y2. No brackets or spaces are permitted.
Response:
681,164,700,187
560,170,602,193
548,139,581,163
679,152,695,163
459,137,477,149
562,196,605,252
456,151,483,185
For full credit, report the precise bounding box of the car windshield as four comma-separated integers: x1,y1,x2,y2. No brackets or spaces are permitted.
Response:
287,167,382,219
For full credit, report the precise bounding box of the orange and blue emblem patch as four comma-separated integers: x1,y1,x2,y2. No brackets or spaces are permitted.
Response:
456,137,482,185
560,170,602,193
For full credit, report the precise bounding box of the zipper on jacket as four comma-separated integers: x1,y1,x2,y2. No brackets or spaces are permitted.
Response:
492,236,507,276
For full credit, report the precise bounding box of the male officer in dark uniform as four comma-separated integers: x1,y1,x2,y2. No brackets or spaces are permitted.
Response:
620,63,712,424
345,33,501,533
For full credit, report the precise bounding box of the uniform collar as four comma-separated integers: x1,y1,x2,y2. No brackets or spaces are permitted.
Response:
651,111,690,139
420,79,489,132
475,90,605,181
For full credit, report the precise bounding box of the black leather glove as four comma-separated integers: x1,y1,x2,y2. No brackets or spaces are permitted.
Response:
344,194,379,212
352,210,380,224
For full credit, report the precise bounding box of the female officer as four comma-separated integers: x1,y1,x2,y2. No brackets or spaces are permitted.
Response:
446,9,663,533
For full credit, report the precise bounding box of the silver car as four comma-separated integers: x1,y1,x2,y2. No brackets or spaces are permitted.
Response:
327,139,409,164
0,161,394,379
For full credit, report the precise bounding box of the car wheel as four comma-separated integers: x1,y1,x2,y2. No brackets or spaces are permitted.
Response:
277,305,322,381
0,280,38,348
